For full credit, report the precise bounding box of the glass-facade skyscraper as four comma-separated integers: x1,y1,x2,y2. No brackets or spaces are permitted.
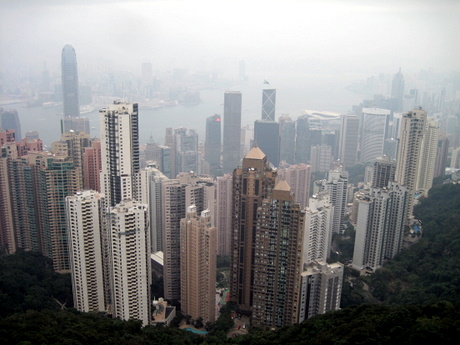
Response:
61,45,80,118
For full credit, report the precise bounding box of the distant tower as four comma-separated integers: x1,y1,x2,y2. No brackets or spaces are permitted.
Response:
261,88,276,121
230,146,277,311
254,120,280,167
205,114,222,176
1,109,22,141
391,69,405,112
310,144,332,173
216,174,233,256
278,163,312,208
61,45,80,117
434,137,449,177
173,128,200,176
416,118,439,196
295,115,310,163
360,108,390,163
222,91,242,173
279,115,296,164
338,114,359,167
180,206,216,323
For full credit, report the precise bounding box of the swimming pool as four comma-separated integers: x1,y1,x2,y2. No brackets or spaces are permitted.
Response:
183,327,208,335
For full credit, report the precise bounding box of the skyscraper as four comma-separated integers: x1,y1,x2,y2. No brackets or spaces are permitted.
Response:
66,190,107,313
372,156,396,188
352,183,408,271
222,91,242,173
434,137,449,177
61,44,80,118
391,69,405,112
216,174,232,256
173,128,200,176
416,118,439,196
261,88,276,121
205,114,222,176
310,144,332,173
230,146,277,311
394,108,427,220
279,115,296,164
180,206,216,323
100,102,140,207
1,109,22,141
107,200,151,325
303,192,334,264
317,170,348,234
360,108,390,163
254,120,280,167
278,163,311,208
338,114,359,167
295,115,310,164
251,180,304,328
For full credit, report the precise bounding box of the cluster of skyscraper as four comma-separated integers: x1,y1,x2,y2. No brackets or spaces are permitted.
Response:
0,46,455,330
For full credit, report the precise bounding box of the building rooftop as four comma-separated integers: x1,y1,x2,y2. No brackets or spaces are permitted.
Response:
245,146,266,160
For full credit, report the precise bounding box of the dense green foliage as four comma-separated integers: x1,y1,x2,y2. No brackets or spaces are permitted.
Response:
0,250,72,318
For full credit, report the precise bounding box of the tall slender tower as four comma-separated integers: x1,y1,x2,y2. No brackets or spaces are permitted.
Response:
230,146,277,311
254,120,280,167
416,118,439,196
66,190,107,313
180,206,216,323
261,88,276,121
251,180,304,328
295,115,310,163
61,44,80,118
279,115,296,164
216,174,233,256
222,91,242,173
100,102,140,207
394,108,427,219
205,114,222,176
338,114,359,167
360,108,390,163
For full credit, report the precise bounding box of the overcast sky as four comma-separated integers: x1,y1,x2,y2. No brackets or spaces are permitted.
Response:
1,0,459,80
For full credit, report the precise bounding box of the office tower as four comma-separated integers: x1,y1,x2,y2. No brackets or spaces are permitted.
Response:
52,131,92,188
278,163,311,208
261,88,276,121
205,114,222,176
360,108,390,163
372,156,396,188
61,44,80,117
317,170,348,234
394,108,427,219
230,146,277,311
66,190,106,313
173,128,200,176
222,91,242,173
180,206,216,323
83,140,102,192
216,174,232,256
162,180,186,301
310,145,332,173
254,120,280,167
62,116,90,134
303,192,334,264
1,109,22,141
383,138,398,160
352,183,408,271
100,102,140,207
416,118,439,196
391,69,405,112
434,137,449,177
338,114,359,167
240,125,253,157
295,115,310,163
279,115,296,164
252,180,304,328
298,261,343,322
451,147,460,168
107,200,151,326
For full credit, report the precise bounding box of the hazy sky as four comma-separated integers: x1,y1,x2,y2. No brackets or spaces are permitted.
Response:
1,0,459,80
